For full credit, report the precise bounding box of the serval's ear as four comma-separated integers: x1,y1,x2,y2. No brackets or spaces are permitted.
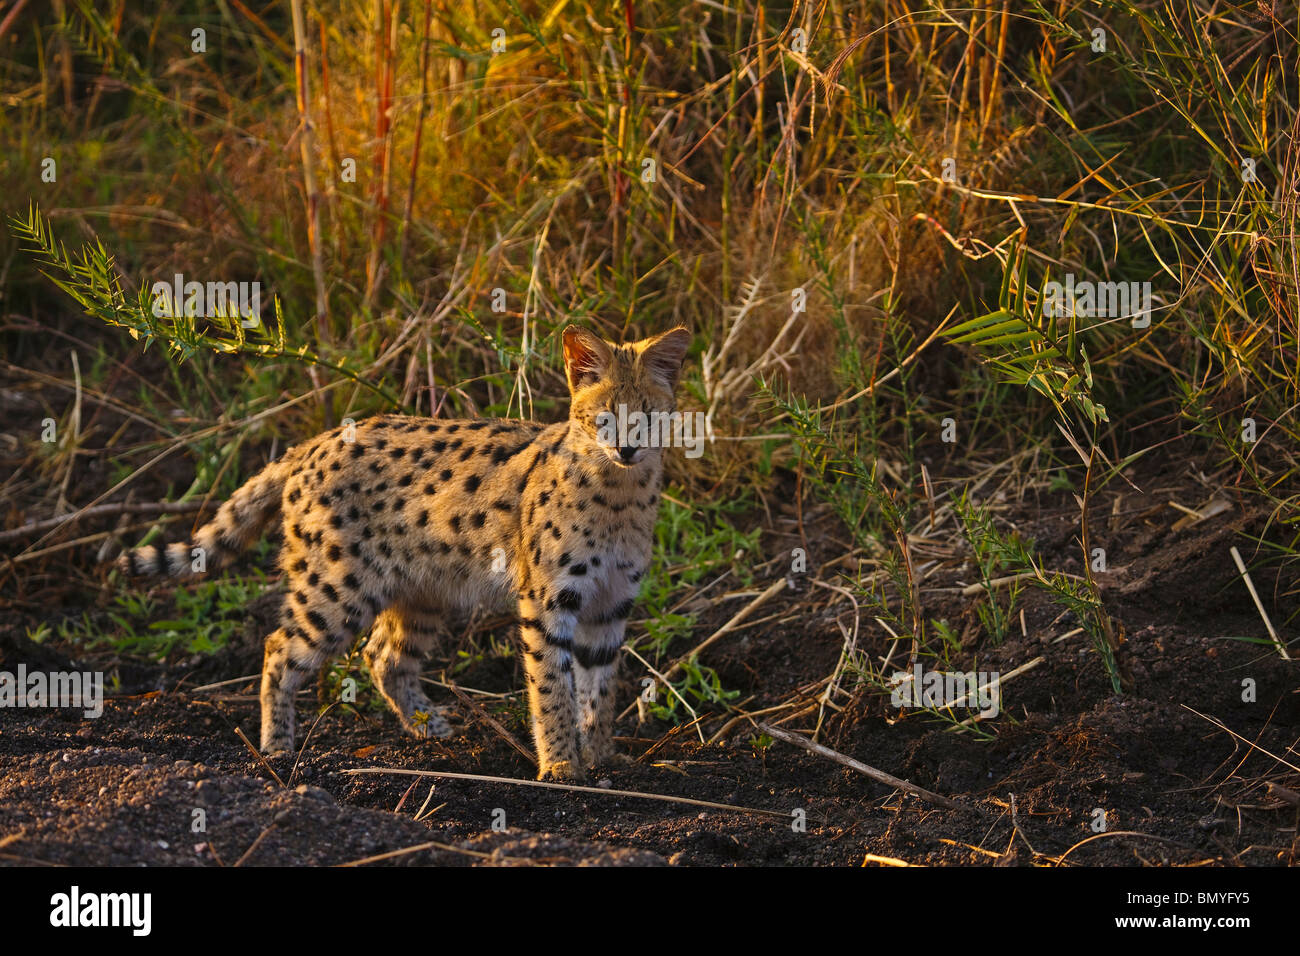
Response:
638,326,692,390
562,325,614,393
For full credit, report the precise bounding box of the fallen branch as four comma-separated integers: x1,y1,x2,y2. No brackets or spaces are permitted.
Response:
756,722,975,813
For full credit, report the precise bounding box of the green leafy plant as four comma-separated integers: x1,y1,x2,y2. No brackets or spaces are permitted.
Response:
941,245,1108,427
649,655,740,723
58,571,272,660
942,247,1127,693
951,491,1025,646
9,204,400,407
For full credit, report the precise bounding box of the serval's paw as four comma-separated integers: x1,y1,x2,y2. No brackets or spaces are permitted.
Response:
260,733,295,757
582,742,632,770
539,759,586,783
403,706,453,739
600,752,636,770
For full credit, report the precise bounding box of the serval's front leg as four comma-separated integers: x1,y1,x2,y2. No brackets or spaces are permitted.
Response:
575,618,627,769
518,596,582,781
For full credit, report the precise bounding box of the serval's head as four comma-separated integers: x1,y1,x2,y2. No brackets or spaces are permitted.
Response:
562,325,692,469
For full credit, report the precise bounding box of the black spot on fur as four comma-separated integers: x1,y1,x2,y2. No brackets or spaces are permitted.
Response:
549,588,582,612
575,642,621,668
492,443,527,464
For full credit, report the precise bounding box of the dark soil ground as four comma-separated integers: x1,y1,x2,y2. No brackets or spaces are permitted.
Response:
2,439,1298,866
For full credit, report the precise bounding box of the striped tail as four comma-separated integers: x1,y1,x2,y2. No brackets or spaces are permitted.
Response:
115,452,297,578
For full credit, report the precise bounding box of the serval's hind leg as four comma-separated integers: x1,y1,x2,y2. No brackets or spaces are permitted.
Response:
261,600,378,754
364,602,452,739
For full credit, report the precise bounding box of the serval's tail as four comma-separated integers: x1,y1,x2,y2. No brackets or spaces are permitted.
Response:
115,450,300,578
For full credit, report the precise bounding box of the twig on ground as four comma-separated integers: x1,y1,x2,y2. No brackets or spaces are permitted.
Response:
756,722,975,813
1052,830,1198,866
1182,704,1300,774
662,577,786,681
233,821,278,867
1229,546,1289,660
445,680,536,766
0,499,206,545
343,767,790,819
234,726,285,788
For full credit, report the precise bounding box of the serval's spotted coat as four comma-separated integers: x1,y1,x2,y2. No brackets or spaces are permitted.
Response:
117,325,692,780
